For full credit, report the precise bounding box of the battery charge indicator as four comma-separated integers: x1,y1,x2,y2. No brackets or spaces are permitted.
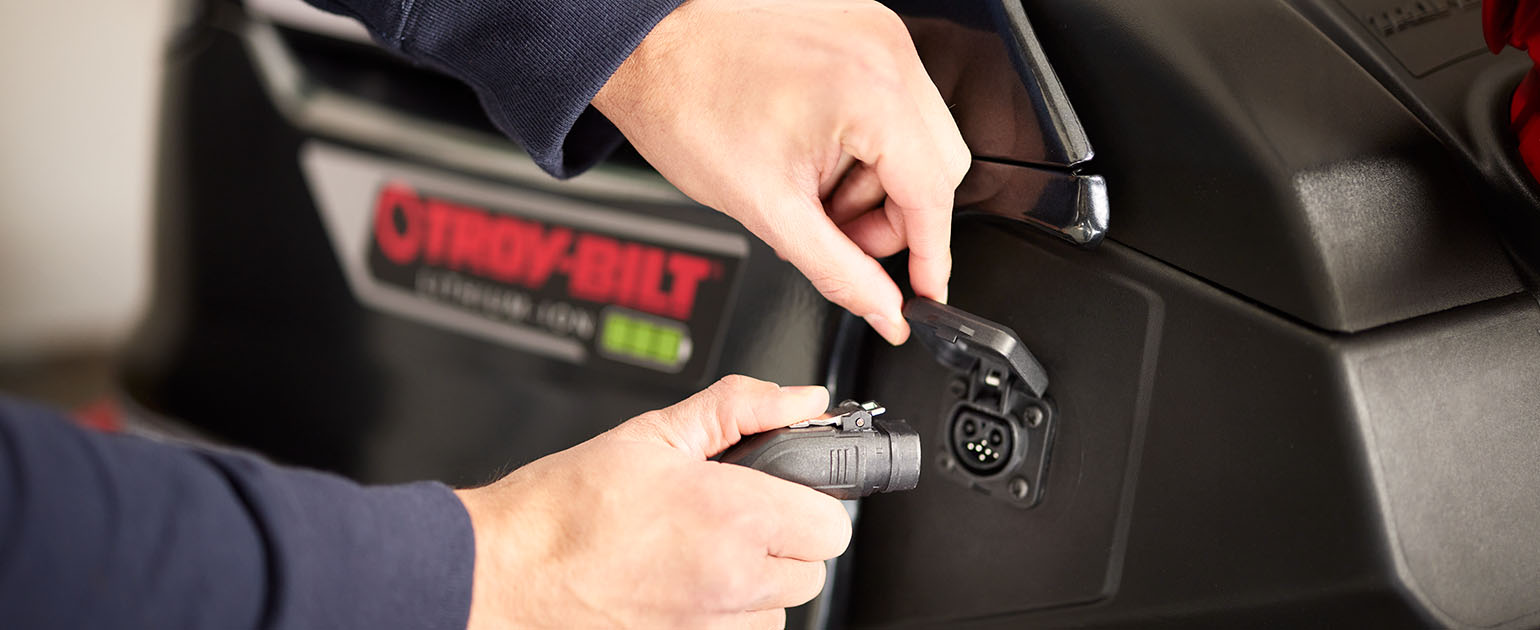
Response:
599,308,693,371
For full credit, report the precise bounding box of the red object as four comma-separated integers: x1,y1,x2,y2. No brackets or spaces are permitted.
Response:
370,182,722,321
1486,0,1540,180
73,398,124,433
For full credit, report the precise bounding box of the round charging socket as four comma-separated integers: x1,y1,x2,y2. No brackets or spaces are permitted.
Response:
950,409,1015,476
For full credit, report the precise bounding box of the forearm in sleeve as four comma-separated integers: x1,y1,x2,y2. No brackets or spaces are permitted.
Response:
0,396,473,629
303,0,686,178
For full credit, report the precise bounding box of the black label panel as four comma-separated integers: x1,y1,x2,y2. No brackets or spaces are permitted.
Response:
304,143,748,387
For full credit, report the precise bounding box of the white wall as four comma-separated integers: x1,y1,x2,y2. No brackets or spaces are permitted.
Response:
0,0,171,360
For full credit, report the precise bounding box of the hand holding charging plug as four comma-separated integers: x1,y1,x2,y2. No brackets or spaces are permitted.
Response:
455,376,852,630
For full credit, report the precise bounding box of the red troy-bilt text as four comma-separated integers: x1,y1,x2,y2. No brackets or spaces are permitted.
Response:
373,183,720,321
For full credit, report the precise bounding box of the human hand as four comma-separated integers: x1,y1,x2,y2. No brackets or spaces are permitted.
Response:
456,376,851,629
593,0,971,345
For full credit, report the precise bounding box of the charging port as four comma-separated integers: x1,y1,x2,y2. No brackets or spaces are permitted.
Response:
905,298,1056,508
938,396,1054,507
952,409,1014,475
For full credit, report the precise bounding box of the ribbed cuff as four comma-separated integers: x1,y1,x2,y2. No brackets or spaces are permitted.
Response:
397,0,686,177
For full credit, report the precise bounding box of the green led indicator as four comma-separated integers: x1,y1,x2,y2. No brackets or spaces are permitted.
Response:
652,328,681,362
600,311,688,367
601,314,630,355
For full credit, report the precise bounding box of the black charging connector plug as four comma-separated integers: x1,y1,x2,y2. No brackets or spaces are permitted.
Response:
719,400,921,500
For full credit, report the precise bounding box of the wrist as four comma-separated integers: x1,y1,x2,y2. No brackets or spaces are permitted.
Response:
455,482,567,630
593,1,691,121
456,488,519,630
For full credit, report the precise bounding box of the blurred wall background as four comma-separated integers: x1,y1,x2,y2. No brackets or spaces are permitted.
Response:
0,0,172,365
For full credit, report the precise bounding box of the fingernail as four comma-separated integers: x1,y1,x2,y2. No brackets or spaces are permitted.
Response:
865,314,910,346
779,385,828,398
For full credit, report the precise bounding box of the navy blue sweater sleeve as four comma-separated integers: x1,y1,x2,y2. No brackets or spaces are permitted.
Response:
0,396,473,629
304,0,685,178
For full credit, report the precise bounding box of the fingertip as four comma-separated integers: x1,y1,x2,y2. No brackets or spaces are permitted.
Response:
916,280,948,305
823,489,855,526
778,385,831,419
778,384,828,396
864,313,910,345
910,249,952,306
812,492,854,554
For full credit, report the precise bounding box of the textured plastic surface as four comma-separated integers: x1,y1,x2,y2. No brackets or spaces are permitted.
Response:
1288,0,1540,278
1349,298,1540,628
850,220,1540,628
1026,0,1525,332
851,222,1383,626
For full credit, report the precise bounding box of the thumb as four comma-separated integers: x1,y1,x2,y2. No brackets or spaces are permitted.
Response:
610,375,830,459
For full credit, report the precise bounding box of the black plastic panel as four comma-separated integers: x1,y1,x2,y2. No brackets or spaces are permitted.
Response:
848,221,1422,627
1025,0,1524,332
1281,0,1540,277
849,220,1159,621
1349,296,1540,628
848,219,1539,627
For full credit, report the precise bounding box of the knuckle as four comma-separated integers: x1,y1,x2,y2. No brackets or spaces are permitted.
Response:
917,177,959,211
835,53,903,100
712,374,757,395
837,118,882,158
807,272,859,307
840,34,907,92
935,187,959,211
626,410,667,435
948,145,973,184
861,59,907,97
688,538,762,609
691,478,738,524
696,475,768,532
718,490,776,541
685,559,735,611
708,567,756,610
863,4,910,40
609,409,669,445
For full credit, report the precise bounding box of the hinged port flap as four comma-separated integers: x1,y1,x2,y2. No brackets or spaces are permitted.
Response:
903,297,1049,398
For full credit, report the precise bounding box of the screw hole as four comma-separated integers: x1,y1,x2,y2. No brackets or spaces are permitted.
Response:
1009,477,1031,499
1024,407,1044,428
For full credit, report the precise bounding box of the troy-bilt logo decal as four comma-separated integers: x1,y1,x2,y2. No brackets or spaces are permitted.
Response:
371,183,721,322
303,143,747,380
